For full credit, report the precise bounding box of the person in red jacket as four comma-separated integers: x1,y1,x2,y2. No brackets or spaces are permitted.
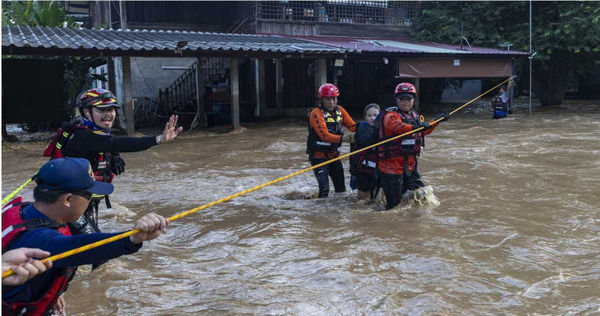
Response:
307,83,356,198
377,82,449,209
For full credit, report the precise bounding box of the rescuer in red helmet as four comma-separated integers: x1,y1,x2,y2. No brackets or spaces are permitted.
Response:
376,82,449,209
306,83,356,198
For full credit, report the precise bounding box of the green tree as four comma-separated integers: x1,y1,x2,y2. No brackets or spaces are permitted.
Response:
2,0,76,27
411,1,600,106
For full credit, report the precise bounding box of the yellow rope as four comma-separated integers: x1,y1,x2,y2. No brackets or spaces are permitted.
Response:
2,77,513,279
1,178,34,205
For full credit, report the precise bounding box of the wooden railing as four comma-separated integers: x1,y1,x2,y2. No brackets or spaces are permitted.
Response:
160,61,199,115
159,57,230,127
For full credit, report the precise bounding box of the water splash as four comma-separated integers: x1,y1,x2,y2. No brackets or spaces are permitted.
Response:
401,185,440,207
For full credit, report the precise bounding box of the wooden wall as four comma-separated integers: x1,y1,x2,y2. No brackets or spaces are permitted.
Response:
125,1,249,31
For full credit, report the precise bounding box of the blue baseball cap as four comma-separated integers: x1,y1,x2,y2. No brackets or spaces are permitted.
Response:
36,158,114,195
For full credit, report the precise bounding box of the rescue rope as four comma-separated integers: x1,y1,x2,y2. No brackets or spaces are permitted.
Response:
1,177,34,205
2,77,514,279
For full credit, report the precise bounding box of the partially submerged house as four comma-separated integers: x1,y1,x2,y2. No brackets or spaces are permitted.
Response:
2,1,526,134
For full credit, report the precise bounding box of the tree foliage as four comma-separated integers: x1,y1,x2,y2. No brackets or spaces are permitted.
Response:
2,0,76,27
411,1,600,106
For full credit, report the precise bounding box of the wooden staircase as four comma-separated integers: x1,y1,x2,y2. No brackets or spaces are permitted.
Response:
158,57,230,129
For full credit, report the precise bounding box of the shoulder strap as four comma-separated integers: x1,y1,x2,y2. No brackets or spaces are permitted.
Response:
2,201,62,253
43,120,83,158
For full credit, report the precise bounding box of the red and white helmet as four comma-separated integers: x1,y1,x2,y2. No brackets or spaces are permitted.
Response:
394,82,417,97
318,83,340,98
79,88,120,110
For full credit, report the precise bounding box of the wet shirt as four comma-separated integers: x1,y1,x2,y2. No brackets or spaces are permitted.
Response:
308,105,356,159
2,204,142,304
378,110,437,175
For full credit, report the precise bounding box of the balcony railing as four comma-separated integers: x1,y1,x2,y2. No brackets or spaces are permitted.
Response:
255,1,418,27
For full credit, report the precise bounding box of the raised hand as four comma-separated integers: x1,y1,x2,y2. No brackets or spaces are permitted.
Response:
157,115,184,144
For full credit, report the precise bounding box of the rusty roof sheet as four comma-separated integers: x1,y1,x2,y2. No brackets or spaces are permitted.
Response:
2,26,347,57
284,35,528,56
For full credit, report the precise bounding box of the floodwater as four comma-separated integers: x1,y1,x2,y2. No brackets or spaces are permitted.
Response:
2,100,600,315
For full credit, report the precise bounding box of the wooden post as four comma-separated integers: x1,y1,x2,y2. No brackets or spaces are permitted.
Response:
315,57,327,92
258,59,266,116
194,57,206,128
113,58,126,128
106,0,112,28
107,57,116,93
230,57,240,130
275,58,283,114
119,0,134,135
122,57,135,135
93,2,103,27
509,59,515,114
414,78,420,111
119,0,127,29
254,59,260,117
332,62,338,86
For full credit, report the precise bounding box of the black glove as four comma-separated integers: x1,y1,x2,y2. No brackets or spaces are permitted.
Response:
435,112,450,122
413,122,432,131
110,154,126,175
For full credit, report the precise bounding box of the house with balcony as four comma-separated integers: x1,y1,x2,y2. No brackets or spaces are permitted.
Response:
3,1,524,134
84,1,425,127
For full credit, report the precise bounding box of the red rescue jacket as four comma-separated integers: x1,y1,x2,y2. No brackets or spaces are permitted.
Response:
2,197,75,316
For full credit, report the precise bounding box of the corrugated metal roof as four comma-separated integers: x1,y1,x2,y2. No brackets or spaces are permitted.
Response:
2,26,347,56
2,26,528,58
284,35,528,56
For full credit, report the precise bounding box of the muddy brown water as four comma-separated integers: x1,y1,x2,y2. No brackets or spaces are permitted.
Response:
2,101,600,315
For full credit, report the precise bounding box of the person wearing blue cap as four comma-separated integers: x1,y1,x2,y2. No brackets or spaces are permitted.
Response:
2,158,168,316
42,88,182,239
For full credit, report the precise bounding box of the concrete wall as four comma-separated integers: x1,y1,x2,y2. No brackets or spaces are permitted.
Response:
129,57,197,101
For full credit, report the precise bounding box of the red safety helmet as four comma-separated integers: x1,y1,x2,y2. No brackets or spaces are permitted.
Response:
394,82,417,97
79,88,120,110
318,83,340,98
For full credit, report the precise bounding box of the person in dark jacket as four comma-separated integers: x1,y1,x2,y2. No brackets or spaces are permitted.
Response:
43,88,182,237
2,158,168,316
349,103,381,201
